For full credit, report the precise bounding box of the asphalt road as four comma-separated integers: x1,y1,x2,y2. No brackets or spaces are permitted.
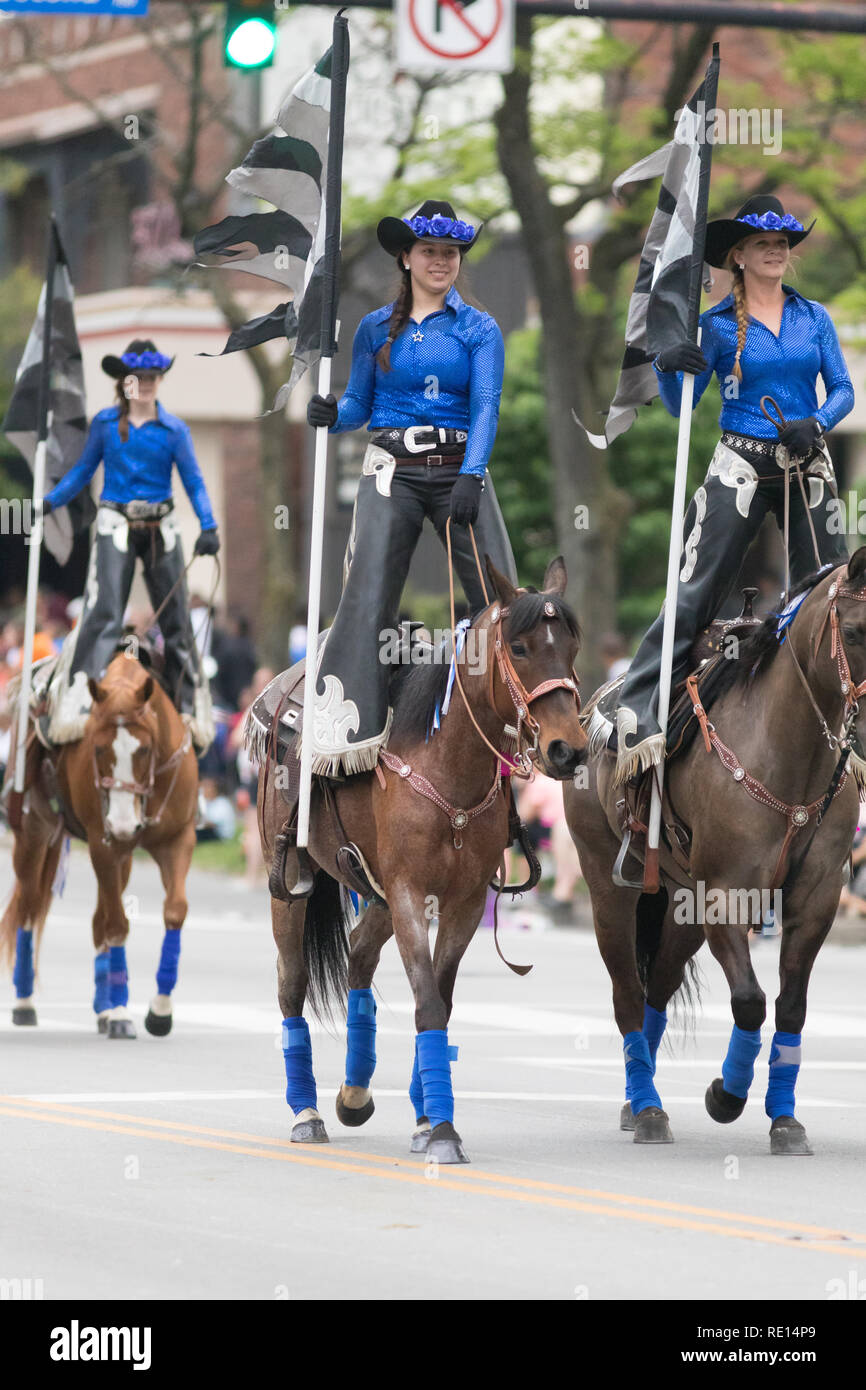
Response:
2,833,866,1303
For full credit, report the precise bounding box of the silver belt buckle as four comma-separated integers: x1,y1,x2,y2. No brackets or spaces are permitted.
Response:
403,426,436,454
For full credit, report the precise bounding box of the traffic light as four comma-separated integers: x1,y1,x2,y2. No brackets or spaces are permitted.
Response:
223,2,278,70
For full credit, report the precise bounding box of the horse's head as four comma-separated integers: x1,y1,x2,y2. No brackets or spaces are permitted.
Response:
87,662,157,841
483,555,588,779
816,545,866,774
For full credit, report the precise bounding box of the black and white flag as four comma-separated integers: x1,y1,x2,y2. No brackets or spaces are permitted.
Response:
576,45,720,448
2,223,91,564
194,46,335,405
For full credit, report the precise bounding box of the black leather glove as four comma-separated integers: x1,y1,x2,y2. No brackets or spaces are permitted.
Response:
777,417,820,458
194,528,220,557
449,474,483,527
307,393,338,428
655,341,709,375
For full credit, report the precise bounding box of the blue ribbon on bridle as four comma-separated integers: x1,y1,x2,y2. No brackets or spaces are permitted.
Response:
430,618,470,736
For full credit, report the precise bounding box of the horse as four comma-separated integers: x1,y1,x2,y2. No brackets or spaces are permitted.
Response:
1,652,199,1038
252,556,587,1164
563,549,866,1155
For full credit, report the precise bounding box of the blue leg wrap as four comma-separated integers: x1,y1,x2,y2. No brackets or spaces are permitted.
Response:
721,1024,762,1100
345,988,376,1088
765,1030,801,1120
624,1031,662,1114
625,1003,668,1102
417,1029,458,1130
13,928,34,999
108,945,129,1008
282,1017,317,1116
409,1045,425,1121
93,951,111,1015
156,929,182,996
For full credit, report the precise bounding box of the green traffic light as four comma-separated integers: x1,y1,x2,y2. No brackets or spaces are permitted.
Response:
225,16,276,69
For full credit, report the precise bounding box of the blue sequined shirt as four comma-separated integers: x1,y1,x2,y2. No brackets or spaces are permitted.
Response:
44,401,216,530
330,285,504,478
654,285,854,437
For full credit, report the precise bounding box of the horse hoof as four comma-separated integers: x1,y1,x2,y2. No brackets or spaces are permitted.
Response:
620,1102,636,1132
12,1006,37,1027
107,1018,137,1040
144,1009,172,1037
770,1116,813,1156
335,1086,374,1128
705,1077,747,1124
291,1108,329,1144
97,1014,109,1035
633,1106,673,1144
410,1119,431,1153
426,1121,470,1164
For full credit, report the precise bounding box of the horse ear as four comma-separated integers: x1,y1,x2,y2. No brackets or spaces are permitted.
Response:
485,554,518,606
140,675,154,704
88,677,106,703
846,547,866,585
542,555,567,596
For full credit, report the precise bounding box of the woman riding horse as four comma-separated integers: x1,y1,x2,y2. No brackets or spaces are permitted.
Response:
608,195,854,782
40,339,220,753
305,198,517,776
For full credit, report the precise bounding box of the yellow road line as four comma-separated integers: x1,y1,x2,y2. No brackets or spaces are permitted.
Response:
1,1100,863,1259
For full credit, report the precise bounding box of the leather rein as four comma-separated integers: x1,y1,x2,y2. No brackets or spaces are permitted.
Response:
377,520,580,846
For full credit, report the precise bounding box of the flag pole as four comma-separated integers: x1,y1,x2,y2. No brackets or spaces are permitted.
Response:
644,44,720,892
10,215,59,820
296,10,350,859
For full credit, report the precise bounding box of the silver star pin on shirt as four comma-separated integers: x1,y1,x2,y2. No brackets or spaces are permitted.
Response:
412,329,423,342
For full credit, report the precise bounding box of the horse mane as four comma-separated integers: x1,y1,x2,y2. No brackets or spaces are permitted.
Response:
389,590,580,744
710,566,833,700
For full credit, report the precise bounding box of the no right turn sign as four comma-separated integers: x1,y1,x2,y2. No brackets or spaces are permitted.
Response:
396,0,515,74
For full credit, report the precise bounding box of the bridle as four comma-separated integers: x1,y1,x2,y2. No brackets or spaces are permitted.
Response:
484,599,581,774
810,572,866,755
445,519,580,776
92,713,192,843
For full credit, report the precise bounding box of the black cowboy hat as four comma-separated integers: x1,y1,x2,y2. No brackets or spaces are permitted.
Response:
101,338,175,378
704,195,815,269
377,199,482,259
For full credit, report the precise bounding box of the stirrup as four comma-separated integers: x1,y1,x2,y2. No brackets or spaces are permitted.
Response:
268,822,315,901
612,827,645,890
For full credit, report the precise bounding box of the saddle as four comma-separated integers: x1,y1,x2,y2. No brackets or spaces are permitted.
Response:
612,588,763,887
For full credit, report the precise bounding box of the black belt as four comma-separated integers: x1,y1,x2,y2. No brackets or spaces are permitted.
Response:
371,426,467,459
103,499,174,521
721,431,822,469
395,453,464,468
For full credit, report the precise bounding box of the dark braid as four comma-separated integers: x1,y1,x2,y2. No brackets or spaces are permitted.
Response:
115,376,132,442
376,266,413,372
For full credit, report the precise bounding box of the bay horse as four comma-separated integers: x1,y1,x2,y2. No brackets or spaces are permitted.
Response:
1,652,199,1038
564,550,866,1155
253,556,587,1163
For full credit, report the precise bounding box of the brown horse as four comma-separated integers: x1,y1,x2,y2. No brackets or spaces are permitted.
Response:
253,557,587,1163
1,652,199,1038
564,550,866,1155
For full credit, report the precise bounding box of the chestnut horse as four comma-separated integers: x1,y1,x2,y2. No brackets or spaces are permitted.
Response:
564,551,866,1155
2,652,199,1038
253,557,587,1163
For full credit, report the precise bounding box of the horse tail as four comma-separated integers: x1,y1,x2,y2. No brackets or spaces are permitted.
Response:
635,886,701,1037
302,869,351,1024
0,833,62,976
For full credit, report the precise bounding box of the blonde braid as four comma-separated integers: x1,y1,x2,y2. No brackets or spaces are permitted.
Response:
726,251,748,383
